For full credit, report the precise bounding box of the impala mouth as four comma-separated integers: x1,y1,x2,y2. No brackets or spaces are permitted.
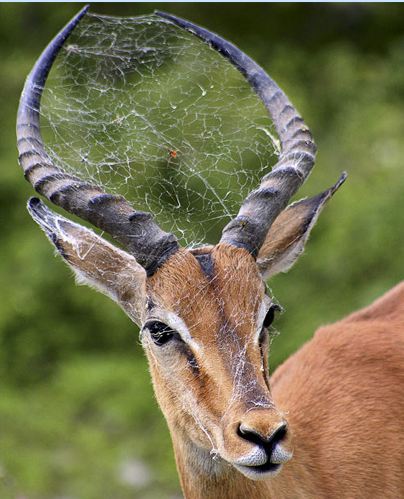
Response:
233,460,282,480
231,442,292,480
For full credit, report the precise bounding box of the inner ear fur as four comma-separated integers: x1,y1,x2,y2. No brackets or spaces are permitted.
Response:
27,198,147,325
257,173,347,279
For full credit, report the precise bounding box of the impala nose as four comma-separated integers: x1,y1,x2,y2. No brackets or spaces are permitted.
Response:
237,422,290,464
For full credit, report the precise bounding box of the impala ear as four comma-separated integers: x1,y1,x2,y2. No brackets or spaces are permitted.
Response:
27,198,147,326
257,173,347,279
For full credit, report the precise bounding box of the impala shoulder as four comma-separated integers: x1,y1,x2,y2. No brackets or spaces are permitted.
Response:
341,281,404,323
272,286,404,392
310,292,404,362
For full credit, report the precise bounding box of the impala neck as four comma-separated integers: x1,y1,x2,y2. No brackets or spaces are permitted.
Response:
171,432,274,499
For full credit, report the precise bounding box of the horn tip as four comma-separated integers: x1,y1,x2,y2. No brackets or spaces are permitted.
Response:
155,11,196,32
154,10,174,20
77,5,91,19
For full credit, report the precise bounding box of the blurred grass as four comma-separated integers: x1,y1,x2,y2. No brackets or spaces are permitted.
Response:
1,4,404,498
0,356,178,498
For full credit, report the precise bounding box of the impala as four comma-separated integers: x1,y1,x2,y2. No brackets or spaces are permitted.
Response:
17,7,404,499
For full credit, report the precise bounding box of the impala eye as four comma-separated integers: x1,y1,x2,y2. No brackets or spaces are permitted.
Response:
259,304,281,348
144,321,179,346
263,304,281,329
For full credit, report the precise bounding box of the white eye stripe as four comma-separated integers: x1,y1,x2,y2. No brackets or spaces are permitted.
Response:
145,309,203,354
145,298,271,350
255,296,272,344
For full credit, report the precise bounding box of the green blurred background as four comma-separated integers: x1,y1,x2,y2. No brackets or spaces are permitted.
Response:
1,3,403,498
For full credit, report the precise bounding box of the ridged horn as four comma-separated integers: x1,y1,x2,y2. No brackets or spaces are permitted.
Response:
156,11,317,257
17,6,179,275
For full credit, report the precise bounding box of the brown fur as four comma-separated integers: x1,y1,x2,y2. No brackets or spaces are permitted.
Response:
146,242,404,498
35,205,404,499
270,283,404,498
146,245,283,438
145,245,290,495
171,282,404,499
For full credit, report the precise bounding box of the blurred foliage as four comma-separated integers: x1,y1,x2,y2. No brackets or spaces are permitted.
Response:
0,3,403,498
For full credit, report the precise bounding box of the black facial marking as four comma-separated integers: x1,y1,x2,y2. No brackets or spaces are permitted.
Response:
195,253,215,280
186,351,200,374
146,297,156,312
143,319,200,374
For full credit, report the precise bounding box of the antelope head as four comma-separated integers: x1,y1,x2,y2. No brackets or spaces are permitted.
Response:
17,7,346,482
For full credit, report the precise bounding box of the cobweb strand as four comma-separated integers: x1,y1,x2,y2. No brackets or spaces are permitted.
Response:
40,13,278,247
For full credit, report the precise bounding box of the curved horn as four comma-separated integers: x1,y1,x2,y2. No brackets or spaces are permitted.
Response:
156,12,317,257
17,6,179,275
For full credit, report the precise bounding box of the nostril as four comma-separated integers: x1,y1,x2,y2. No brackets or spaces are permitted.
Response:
237,422,288,449
270,423,288,447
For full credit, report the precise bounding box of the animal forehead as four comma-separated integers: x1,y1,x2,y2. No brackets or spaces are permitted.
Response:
147,244,265,334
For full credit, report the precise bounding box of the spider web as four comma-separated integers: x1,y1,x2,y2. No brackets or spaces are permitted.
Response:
41,12,278,247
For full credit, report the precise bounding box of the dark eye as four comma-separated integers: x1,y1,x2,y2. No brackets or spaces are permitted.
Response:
263,304,281,329
144,320,179,346
259,304,281,346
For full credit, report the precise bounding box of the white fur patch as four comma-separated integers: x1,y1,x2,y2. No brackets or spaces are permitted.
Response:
145,308,203,354
254,295,272,344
